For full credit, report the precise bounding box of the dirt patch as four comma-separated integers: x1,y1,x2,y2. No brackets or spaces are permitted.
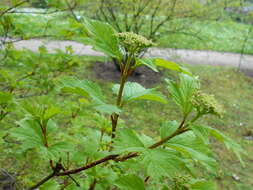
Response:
93,61,162,87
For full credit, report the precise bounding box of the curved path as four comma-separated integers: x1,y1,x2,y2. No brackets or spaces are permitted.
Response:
3,38,253,71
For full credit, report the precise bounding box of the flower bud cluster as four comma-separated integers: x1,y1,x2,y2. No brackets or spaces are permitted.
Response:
117,32,155,53
192,91,224,117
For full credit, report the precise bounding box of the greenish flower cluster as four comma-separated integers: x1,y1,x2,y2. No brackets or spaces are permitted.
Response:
117,32,155,53
192,91,224,117
172,175,191,189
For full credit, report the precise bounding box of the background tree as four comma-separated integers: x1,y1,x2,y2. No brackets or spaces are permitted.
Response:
82,0,243,43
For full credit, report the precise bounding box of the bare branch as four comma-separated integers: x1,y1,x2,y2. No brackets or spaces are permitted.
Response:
65,0,79,21
28,172,55,190
149,0,178,39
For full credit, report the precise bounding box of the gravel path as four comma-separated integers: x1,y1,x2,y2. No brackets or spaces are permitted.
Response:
4,38,253,71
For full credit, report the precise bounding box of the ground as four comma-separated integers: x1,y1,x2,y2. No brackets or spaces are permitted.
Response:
93,61,161,87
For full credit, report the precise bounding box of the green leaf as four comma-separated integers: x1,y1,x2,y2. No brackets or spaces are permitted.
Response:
135,58,158,72
21,100,43,119
166,131,217,172
40,141,73,160
83,18,122,60
93,100,121,115
154,58,191,75
202,125,245,166
137,133,155,147
83,135,100,156
160,120,179,139
40,180,59,190
142,148,186,179
59,77,120,114
115,174,145,190
77,129,105,159
114,128,145,152
59,76,104,101
189,179,217,190
166,74,199,115
21,99,60,121
0,91,12,104
11,118,44,151
47,141,73,158
43,106,61,121
113,82,167,104
190,125,210,145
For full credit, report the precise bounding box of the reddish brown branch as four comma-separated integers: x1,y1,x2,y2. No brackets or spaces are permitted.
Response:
58,124,188,176
31,121,189,189
28,162,64,190
28,172,55,190
57,154,118,176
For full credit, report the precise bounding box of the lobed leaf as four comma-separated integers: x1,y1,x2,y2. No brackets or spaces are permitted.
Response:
202,125,245,166
142,148,186,179
40,180,59,190
189,179,217,190
115,175,145,190
135,58,158,72
82,18,122,60
160,120,179,139
113,82,167,105
59,76,105,101
190,125,210,145
59,77,120,114
166,74,199,116
166,131,217,172
11,118,44,151
114,128,145,153
0,91,13,104
93,99,121,115
43,106,61,121
154,58,192,75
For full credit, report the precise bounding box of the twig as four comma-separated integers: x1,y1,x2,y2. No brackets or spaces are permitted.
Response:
57,154,118,176
65,0,79,22
149,0,178,39
28,172,56,190
88,178,97,190
28,162,64,190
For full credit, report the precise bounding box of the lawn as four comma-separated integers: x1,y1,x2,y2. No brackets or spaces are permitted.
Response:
159,19,253,54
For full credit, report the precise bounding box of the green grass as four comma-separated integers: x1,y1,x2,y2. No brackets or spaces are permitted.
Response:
2,13,253,55
159,19,253,55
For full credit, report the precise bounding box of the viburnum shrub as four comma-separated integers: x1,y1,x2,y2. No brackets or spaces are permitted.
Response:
9,18,244,190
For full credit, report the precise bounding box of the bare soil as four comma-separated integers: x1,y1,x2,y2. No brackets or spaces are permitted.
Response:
93,61,162,87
